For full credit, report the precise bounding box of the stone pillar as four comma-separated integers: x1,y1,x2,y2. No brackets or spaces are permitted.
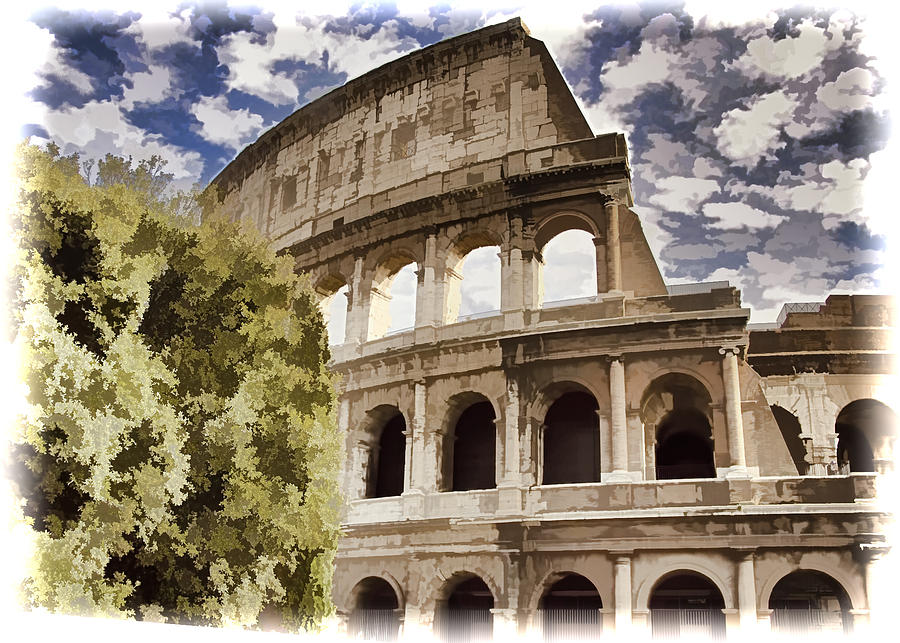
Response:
499,375,524,513
415,231,437,327
401,605,427,642
593,236,608,297
860,544,889,628
353,438,374,500
522,249,544,310
613,552,633,633
501,242,525,329
491,608,518,640
720,347,749,478
605,199,622,292
608,356,630,482
736,550,758,630
403,380,427,518
346,254,367,344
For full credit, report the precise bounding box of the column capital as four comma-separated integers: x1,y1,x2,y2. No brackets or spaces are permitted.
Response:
718,345,741,357
609,549,634,560
422,224,438,238
603,352,625,364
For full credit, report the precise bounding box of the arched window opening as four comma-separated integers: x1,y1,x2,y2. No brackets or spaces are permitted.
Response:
451,401,497,491
539,574,602,642
436,575,494,643
316,275,349,346
359,406,406,500
771,405,808,475
642,374,716,481
456,246,501,322
372,412,406,498
542,392,600,485
368,257,417,340
649,573,726,640
541,229,597,308
349,577,401,641
769,570,852,635
835,399,896,473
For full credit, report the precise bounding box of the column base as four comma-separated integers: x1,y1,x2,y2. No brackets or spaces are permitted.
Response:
401,489,425,520
503,309,525,330
605,470,633,483
724,465,752,480
497,484,524,514
413,325,436,344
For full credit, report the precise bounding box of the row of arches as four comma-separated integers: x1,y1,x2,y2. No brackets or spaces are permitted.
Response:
361,373,722,498
320,227,600,345
347,570,854,641
771,398,896,474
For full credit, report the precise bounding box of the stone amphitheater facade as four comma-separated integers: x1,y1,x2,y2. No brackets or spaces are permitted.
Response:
213,19,896,640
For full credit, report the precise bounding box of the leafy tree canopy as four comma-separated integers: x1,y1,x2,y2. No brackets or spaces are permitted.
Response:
9,143,343,631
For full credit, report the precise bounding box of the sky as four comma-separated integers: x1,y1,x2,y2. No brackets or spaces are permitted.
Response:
4,0,898,331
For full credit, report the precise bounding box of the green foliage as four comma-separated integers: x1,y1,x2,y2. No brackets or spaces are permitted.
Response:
10,143,343,631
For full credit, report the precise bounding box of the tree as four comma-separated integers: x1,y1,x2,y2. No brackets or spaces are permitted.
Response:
9,143,343,631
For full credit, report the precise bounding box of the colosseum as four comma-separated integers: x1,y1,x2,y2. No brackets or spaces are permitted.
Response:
212,18,896,641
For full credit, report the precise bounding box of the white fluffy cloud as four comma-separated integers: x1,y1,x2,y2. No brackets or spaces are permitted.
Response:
816,67,876,112
41,99,204,187
714,91,799,168
648,176,720,214
126,8,195,51
703,201,787,230
190,95,266,151
733,20,828,80
121,64,174,109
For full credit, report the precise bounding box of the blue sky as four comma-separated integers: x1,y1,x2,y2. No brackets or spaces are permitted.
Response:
6,0,898,324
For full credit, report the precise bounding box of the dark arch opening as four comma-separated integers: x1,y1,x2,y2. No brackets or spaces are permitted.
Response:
539,574,603,641
349,577,401,641
438,576,494,643
373,413,406,498
768,570,852,635
649,573,725,640
452,401,496,491
834,399,894,473
771,405,808,475
655,409,716,480
543,392,600,484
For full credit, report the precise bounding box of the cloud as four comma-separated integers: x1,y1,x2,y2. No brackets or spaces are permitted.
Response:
41,98,204,187
125,7,195,51
647,176,720,213
713,91,799,168
190,94,266,151
543,230,597,301
703,202,787,230
816,67,876,112
121,64,173,109
733,20,829,80
459,246,500,315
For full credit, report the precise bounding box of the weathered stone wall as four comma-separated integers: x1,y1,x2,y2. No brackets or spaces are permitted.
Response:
213,18,593,251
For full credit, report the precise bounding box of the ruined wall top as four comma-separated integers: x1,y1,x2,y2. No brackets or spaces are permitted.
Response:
211,18,598,249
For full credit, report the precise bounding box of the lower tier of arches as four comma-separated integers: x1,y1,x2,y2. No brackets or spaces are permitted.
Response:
333,545,883,641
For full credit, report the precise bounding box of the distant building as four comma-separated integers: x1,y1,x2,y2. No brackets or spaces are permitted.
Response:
213,19,896,640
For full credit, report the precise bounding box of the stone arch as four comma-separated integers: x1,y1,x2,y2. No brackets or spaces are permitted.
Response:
315,272,351,345
529,378,604,424
526,568,610,613
421,564,504,614
433,572,496,642
766,569,855,634
640,372,716,480
771,404,808,475
440,391,499,492
835,399,897,473
759,562,862,613
443,229,503,324
346,575,404,641
367,249,420,340
533,210,600,252
356,404,407,499
343,572,406,612
636,562,734,611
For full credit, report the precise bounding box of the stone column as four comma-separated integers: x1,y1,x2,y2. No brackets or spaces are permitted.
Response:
608,356,630,482
736,550,758,630
415,230,437,327
522,249,544,310
501,244,525,329
401,605,426,642
860,544,889,628
491,608,518,640
605,199,622,292
613,552,633,633
345,254,367,344
593,236,608,298
499,375,523,513
720,347,749,478
403,380,427,518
